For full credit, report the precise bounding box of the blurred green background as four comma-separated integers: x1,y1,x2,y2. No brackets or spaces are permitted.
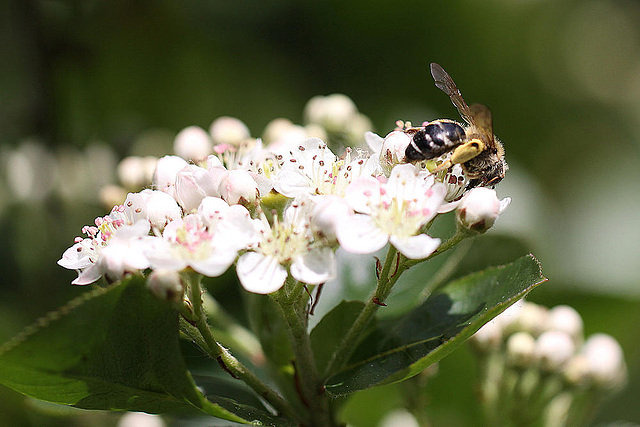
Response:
1,0,640,426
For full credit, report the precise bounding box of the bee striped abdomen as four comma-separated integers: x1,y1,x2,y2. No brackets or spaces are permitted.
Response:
405,121,466,161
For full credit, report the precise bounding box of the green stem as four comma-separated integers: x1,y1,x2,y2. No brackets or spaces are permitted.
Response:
324,245,402,377
325,232,470,378
184,273,299,422
273,287,335,427
403,229,470,270
418,237,472,303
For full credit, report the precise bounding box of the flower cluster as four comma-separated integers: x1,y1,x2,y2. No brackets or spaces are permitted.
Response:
471,300,627,426
59,95,510,295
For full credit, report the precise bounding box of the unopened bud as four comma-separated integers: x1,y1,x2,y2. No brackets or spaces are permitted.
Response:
379,131,411,174
140,189,182,231
546,305,584,340
173,126,213,163
505,301,549,337
456,187,509,234
99,185,127,210
209,117,250,146
118,156,149,191
117,412,166,427
218,169,259,206
582,333,627,389
471,320,503,352
304,94,358,132
506,331,537,367
153,155,189,198
175,165,224,212
535,331,576,371
146,270,184,303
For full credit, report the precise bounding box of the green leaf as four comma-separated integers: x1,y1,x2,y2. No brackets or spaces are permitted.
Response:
0,276,286,425
310,301,367,373
325,254,547,397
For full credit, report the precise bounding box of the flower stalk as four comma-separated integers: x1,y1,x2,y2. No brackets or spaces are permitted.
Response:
272,285,335,427
184,272,300,421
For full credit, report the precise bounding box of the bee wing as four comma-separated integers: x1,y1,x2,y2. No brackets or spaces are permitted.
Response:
430,63,474,125
469,103,494,143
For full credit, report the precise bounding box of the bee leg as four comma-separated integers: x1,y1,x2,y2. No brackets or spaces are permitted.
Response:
449,139,485,164
432,158,452,173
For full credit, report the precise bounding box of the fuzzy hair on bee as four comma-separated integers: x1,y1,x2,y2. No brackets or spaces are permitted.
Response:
404,63,508,189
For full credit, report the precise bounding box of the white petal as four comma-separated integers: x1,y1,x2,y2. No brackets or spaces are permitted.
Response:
336,214,389,254
144,239,188,272
58,241,93,270
389,234,440,259
344,176,381,214
236,252,287,294
291,247,336,285
72,264,103,285
364,131,383,154
190,249,238,277
273,169,314,198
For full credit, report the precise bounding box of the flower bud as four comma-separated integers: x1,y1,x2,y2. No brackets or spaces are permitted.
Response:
173,126,213,163
304,94,358,132
262,118,308,152
563,354,591,386
117,412,166,427
99,184,127,209
582,333,627,389
209,116,251,146
471,320,503,352
218,169,259,206
153,155,189,198
175,165,224,212
456,187,509,234
505,301,549,336
118,156,148,191
379,409,420,427
506,331,537,367
546,305,583,340
146,270,184,304
379,131,411,174
535,331,576,371
139,189,182,231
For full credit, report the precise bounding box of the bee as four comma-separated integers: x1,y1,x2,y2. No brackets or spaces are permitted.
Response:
404,63,507,188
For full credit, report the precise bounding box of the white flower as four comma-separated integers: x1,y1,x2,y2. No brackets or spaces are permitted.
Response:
58,194,153,285
456,187,510,233
236,199,336,294
436,164,470,213
336,163,445,259
273,137,376,198
59,220,152,285
145,198,257,277
173,126,213,163
310,195,352,244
